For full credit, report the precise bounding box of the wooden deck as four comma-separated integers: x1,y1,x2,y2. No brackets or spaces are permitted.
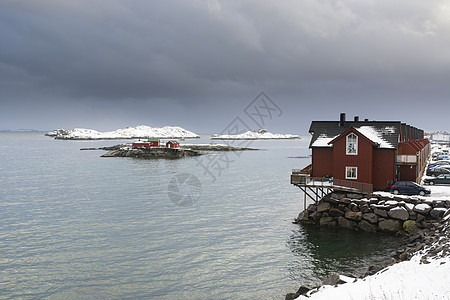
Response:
291,171,373,205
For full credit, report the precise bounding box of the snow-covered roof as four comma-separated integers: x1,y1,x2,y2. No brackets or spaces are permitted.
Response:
309,121,401,149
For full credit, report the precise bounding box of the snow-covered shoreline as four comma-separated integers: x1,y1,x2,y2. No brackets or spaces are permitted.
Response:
293,214,450,299
47,125,200,140
211,129,300,140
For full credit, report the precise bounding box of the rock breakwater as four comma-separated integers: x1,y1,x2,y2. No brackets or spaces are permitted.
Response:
295,191,450,234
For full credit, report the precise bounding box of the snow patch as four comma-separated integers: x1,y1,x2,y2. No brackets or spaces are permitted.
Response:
211,129,299,140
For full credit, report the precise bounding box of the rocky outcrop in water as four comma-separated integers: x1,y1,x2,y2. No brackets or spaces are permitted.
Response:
101,147,201,159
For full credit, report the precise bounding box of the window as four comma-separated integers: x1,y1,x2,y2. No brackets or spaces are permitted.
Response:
346,167,357,179
346,133,358,155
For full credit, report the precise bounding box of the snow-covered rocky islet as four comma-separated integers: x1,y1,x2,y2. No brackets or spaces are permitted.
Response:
211,129,300,140
47,125,200,140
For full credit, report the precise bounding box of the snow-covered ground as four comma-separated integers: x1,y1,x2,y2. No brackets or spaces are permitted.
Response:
50,125,200,139
296,251,450,300
211,129,299,139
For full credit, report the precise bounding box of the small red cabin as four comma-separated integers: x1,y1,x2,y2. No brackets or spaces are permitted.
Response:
132,138,160,148
166,141,180,148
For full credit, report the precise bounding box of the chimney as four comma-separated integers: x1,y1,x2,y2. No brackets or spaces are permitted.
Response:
339,113,346,126
354,116,359,122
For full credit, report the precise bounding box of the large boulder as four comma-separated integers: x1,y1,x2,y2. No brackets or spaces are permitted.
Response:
338,216,357,230
345,211,362,221
379,219,402,233
307,203,317,213
360,203,372,213
373,208,388,218
430,208,448,219
317,201,331,213
362,212,379,224
329,207,345,217
388,207,410,221
319,216,337,227
403,220,418,233
413,203,432,214
296,211,309,222
358,220,377,233
322,273,344,286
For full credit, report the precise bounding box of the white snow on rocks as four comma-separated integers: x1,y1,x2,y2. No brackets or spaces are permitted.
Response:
295,254,450,300
51,125,200,139
211,129,299,140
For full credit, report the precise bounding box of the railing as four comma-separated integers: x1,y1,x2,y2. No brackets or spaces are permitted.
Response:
333,178,373,193
291,174,332,186
291,172,373,193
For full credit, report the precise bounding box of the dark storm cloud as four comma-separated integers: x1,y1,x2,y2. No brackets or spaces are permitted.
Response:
1,0,450,131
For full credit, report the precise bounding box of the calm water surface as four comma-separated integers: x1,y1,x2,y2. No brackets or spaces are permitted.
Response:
0,133,402,299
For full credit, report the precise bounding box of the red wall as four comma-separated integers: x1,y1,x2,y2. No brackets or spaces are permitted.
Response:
397,165,417,182
331,133,373,184
312,148,333,177
372,149,396,190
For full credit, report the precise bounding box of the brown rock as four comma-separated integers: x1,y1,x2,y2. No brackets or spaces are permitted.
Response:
388,207,410,221
358,220,377,233
338,216,357,230
345,211,362,221
329,207,345,217
317,202,331,213
362,212,379,224
319,216,337,227
374,208,388,218
379,219,402,233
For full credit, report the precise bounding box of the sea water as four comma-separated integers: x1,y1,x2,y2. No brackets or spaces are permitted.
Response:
0,133,402,299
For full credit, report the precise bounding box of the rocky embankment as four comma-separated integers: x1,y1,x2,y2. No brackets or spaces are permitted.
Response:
295,191,450,234
287,191,450,299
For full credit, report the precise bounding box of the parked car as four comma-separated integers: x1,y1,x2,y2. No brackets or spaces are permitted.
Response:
390,181,431,196
426,167,450,177
428,160,450,168
424,174,450,185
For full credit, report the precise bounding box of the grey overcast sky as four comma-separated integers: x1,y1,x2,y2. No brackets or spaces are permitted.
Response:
1,0,450,134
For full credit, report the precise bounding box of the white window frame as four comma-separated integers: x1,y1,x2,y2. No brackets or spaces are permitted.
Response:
346,133,358,155
346,166,358,179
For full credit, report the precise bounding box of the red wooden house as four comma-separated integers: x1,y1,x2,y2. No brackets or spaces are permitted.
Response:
166,141,180,148
308,113,430,191
132,138,160,148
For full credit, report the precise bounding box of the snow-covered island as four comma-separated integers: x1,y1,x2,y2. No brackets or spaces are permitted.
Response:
211,129,300,140
48,125,200,140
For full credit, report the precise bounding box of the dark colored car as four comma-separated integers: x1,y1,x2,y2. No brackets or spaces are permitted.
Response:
390,181,431,196
424,174,450,185
426,167,450,177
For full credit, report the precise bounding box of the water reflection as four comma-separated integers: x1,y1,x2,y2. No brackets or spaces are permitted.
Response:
287,224,404,286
